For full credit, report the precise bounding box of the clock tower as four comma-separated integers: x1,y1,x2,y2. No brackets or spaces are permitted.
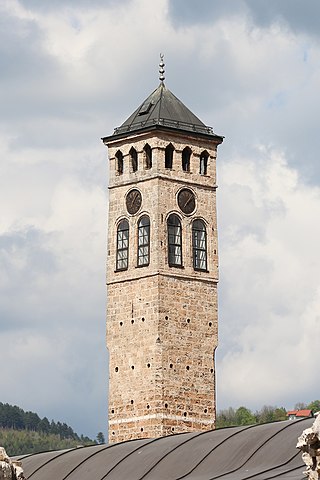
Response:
102,57,223,443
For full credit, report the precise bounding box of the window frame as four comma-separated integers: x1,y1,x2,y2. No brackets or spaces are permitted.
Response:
137,215,150,267
116,219,129,271
192,219,208,271
167,214,183,267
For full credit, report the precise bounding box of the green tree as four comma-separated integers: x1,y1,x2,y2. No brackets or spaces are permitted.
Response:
38,417,50,434
235,406,256,426
24,411,41,431
307,400,320,413
273,407,287,421
257,405,276,424
216,407,236,428
96,432,105,444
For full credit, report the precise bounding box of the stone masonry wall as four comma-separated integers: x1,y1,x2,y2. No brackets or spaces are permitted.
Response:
158,275,217,437
107,274,217,442
106,128,220,443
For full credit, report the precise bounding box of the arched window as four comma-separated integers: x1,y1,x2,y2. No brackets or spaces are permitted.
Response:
144,144,152,169
167,214,182,267
192,220,207,271
200,150,209,175
137,215,150,266
116,219,129,271
130,147,138,172
115,150,123,175
182,147,191,172
165,143,174,169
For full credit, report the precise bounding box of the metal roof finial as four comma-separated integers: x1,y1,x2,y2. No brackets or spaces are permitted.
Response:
159,53,165,84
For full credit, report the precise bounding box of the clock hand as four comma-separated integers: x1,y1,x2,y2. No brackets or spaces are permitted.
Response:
184,196,192,208
131,192,138,207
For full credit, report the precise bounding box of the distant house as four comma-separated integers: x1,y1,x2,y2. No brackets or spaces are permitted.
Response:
287,409,313,420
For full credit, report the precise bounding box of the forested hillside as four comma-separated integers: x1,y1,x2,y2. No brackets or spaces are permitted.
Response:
0,429,96,456
0,403,96,456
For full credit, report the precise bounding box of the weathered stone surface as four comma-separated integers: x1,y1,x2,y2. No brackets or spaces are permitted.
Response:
105,127,222,443
0,447,26,480
297,415,320,480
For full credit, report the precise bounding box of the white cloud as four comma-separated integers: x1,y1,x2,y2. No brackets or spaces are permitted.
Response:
217,148,320,409
1,0,320,437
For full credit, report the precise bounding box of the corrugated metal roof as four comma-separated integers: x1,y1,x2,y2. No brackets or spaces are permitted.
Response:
16,417,311,480
103,83,223,142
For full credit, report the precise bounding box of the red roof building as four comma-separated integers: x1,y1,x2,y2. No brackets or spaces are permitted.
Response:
287,409,313,420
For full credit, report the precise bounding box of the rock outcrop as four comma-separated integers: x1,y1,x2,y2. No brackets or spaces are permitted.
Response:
0,447,25,480
297,415,320,480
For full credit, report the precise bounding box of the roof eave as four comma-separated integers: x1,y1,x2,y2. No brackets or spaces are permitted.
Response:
102,124,224,146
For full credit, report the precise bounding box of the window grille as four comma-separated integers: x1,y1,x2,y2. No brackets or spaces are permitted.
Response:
167,214,182,266
137,216,150,266
192,219,207,270
116,219,129,270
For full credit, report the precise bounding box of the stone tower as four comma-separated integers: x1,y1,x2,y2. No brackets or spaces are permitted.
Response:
102,59,223,444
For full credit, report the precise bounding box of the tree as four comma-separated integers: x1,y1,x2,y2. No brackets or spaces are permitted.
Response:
96,432,105,444
38,417,50,434
257,406,276,424
216,407,236,428
235,407,256,426
24,412,41,431
307,400,320,413
273,407,287,422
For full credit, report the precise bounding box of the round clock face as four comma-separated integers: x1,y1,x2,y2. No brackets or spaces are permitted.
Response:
177,188,196,215
126,189,142,215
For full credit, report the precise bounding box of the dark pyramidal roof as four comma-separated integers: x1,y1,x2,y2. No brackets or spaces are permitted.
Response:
104,82,223,141
16,417,310,480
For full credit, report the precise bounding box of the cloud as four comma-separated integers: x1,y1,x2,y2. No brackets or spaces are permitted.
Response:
168,0,320,39
217,147,320,409
0,148,107,435
1,0,320,438
0,327,107,436
18,0,130,11
245,0,320,37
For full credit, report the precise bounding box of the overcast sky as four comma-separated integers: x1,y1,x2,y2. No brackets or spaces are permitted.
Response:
1,0,320,439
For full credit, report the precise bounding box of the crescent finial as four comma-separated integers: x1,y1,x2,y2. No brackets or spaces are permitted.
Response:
159,53,165,84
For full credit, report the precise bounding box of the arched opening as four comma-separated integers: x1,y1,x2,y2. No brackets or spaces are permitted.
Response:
115,150,123,175
130,147,138,172
182,147,191,172
137,215,150,266
116,219,129,270
192,219,207,271
167,214,182,267
165,143,174,169
200,150,209,175
144,144,152,169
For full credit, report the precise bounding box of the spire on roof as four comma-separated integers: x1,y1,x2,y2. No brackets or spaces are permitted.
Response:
102,55,224,142
159,53,165,84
